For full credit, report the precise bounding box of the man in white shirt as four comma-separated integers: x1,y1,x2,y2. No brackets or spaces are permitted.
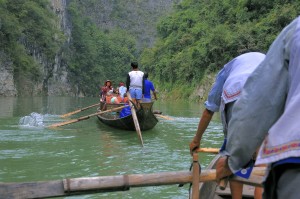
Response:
126,62,145,106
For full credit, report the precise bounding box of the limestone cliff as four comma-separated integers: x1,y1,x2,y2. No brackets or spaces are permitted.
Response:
0,0,178,97
0,52,17,96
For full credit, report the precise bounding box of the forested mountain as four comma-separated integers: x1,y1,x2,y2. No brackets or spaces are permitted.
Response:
0,0,178,96
0,0,299,98
66,0,179,96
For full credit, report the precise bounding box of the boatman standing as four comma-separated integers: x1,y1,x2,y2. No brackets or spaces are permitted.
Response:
216,16,300,199
126,62,145,106
189,52,266,199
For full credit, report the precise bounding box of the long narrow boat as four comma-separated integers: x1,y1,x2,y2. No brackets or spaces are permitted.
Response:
199,155,256,199
97,101,158,131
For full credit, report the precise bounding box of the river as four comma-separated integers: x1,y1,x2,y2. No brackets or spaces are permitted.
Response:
0,96,223,199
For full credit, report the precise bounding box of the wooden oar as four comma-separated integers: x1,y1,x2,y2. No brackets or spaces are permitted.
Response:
48,106,126,128
60,103,101,118
127,92,144,147
154,114,174,120
197,148,219,154
0,168,265,199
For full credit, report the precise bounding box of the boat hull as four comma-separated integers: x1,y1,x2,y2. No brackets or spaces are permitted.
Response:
97,102,158,131
199,155,256,199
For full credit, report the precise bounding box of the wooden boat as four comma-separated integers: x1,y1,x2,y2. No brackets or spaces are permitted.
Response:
97,101,158,131
199,154,256,199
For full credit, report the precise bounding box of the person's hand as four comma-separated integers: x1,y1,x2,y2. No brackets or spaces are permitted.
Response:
216,156,233,182
189,138,200,156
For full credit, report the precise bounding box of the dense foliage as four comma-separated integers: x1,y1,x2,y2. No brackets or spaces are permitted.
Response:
65,0,180,96
66,1,137,96
140,0,300,99
0,0,63,78
1,0,299,98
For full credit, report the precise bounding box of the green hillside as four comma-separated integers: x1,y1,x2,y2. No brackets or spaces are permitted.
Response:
140,0,300,100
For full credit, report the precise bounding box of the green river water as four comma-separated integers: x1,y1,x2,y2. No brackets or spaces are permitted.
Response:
0,96,223,199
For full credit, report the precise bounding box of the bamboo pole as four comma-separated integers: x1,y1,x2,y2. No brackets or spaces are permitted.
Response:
0,168,266,199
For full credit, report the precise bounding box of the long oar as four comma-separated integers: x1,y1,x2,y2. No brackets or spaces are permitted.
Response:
0,168,265,199
127,92,144,147
197,148,219,154
48,105,126,128
154,114,174,120
60,103,101,118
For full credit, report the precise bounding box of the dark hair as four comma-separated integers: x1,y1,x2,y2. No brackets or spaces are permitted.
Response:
144,72,148,79
105,80,111,86
131,62,138,69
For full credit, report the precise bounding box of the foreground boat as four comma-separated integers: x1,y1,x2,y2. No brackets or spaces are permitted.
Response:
1,151,264,198
97,101,158,131
199,154,257,199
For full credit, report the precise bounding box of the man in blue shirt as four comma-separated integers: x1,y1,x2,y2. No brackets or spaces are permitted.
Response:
143,72,157,102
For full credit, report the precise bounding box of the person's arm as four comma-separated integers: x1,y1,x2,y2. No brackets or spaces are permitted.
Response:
190,66,230,155
189,108,214,155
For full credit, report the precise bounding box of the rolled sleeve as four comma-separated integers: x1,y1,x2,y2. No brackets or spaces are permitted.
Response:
205,66,231,112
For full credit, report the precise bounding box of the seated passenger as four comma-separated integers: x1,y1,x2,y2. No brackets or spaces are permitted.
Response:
122,93,129,103
118,82,127,100
100,80,114,102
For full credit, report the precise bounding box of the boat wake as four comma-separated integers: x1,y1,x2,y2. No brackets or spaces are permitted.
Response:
19,112,45,127
19,112,59,128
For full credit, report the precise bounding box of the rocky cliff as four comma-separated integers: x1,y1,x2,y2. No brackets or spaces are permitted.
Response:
0,52,17,96
0,0,74,97
0,0,178,97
